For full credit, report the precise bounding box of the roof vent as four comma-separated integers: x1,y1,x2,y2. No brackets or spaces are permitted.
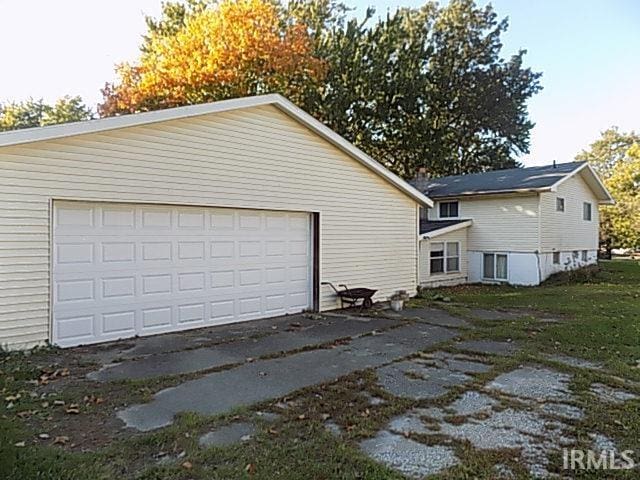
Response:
553,160,557,168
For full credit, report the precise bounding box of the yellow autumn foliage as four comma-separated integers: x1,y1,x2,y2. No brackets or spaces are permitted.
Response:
602,144,640,249
100,0,325,115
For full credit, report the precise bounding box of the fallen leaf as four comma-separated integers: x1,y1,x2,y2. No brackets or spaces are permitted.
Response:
16,411,31,418
181,461,193,470
297,414,305,420
245,463,256,474
53,400,65,406
268,427,278,435
65,404,80,414
38,433,50,440
14,441,25,447
53,436,69,445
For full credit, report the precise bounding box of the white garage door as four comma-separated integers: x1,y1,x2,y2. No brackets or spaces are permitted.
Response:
52,202,312,347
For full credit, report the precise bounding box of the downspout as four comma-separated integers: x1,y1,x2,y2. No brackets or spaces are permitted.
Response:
536,192,543,284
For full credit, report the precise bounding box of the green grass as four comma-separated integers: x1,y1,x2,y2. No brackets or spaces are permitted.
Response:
430,260,640,379
1,260,639,479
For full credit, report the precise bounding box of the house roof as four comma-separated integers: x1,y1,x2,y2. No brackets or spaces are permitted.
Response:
413,161,613,204
0,94,433,208
419,219,473,239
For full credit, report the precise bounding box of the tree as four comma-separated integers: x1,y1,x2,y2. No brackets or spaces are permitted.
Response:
100,0,541,178
576,128,640,252
576,127,640,179
601,144,640,250
0,96,93,131
99,0,326,116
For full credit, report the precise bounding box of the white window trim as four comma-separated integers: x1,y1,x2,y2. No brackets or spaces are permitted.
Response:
438,201,460,219
429,241,461,275
482,252,508,281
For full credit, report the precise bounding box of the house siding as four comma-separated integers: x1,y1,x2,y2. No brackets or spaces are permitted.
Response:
429,195,540,252
419,228,468,287
539,172,600,252
0,105,418,349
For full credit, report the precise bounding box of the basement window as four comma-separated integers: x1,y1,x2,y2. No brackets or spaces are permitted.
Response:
553,252,560,264
483,253,508,281
582,250,588,262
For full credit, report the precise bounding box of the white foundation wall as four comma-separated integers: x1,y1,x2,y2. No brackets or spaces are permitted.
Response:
0,105,419,349
539,250,598,281
468,251,540,286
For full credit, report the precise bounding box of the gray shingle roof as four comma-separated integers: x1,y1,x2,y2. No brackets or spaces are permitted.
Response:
413,161,586,199
419,219,470,235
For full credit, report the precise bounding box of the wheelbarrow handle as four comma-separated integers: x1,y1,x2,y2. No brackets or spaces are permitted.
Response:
321,281,339,294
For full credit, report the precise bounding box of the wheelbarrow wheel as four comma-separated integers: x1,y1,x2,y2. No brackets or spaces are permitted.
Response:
363,297,373,309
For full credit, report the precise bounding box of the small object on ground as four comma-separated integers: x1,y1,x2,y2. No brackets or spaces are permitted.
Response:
389,290,410,312
38,433,50,440
53,436,70,445
322,281,377,310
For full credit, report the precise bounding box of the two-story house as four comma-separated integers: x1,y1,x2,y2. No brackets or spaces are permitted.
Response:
413,161,614,287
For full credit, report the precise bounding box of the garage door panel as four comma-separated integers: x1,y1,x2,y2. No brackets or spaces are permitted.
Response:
52,202,312,347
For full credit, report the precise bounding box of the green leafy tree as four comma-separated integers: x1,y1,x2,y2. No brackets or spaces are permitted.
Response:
290,0,541,177
0,96,93,131
576,128,640,252
576,126,640,179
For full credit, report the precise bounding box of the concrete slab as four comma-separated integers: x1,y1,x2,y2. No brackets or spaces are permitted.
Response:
544,353,604,370
590,383,638,404
421,351,492,374
454,339,519,356
487,367,572,402
397,307,471,328
80,314,301,364
199,422,256,447
360,430,458,478
117,323,456,431
448,391,498,416
89,315,400,381
376,359,472,400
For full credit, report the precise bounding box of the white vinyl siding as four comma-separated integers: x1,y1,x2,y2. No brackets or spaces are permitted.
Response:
456,194,540,252
0,105,419,348
539,173,600,252
419,227,468,287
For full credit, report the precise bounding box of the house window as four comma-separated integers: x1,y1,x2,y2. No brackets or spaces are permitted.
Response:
556,197,565,212
439,201,459,218
553,252,560,264
583,202,592,221
430,241,460,274
483,253,508,280
419,206,428,222
581,250,588,261
430,242,445,274
446,242,460,272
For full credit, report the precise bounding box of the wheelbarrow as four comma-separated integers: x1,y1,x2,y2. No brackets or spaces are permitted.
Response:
322,282,377,311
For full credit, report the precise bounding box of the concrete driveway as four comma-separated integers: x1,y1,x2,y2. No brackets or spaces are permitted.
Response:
82,309,458,431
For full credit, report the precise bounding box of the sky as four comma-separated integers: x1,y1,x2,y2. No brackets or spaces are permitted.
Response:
0,0,638,166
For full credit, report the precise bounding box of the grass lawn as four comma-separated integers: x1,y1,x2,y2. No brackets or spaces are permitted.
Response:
1,259,639,479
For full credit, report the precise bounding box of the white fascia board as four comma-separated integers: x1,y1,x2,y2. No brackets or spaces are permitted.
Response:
419,220,473,240
548,163,614,204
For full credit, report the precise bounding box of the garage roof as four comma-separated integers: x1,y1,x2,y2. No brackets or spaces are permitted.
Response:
0,94,433,208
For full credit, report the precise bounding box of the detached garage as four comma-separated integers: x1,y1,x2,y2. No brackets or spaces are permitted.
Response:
0,94,432,349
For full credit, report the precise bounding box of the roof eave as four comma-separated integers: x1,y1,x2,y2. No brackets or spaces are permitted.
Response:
427,187,552,200
419,219,473,239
